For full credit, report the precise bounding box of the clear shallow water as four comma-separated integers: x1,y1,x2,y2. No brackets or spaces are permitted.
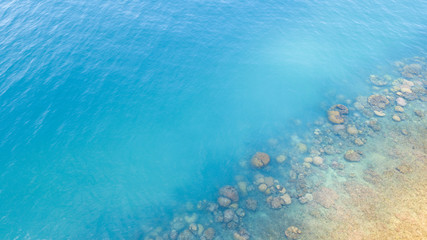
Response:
0,0,426,238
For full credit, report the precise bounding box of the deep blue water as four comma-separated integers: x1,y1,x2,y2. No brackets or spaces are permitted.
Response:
1,0,426,238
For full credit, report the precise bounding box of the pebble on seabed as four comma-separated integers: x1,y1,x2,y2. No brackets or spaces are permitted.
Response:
394,106,404,112
276,154,287,163
392,115,401,122
285,226,302,239
344,150,362,162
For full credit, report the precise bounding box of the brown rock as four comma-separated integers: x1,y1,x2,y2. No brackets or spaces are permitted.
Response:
219,186,239,202
312,156,324,166
374,110,386,117
344,150,362,162
368,95,390,110
328,110,344,124
223,209,235,223
245,198,258,211
354,138,365,146
392,115,401,122
250,152,270,168
258,183,268,192
233,229,250,240
396,97,407,106
394,106,404,112
285,226,302,239
202,228,215,240
327,104,349,124
347,125,358,135
267,196,284,209
330,104,349,115
217,197,231,207
264,176,274,187
281,193,292,205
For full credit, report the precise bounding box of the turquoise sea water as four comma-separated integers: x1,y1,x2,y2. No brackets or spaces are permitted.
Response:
1,0,427,238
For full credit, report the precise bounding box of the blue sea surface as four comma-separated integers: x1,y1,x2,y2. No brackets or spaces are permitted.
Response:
0,0,426,238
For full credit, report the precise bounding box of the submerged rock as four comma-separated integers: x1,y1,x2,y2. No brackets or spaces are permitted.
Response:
245,198,258,211
369,74,388,86
401,91,418,101
330,104,349,115
328,110,344,124
346,125,358,135
197,224,204,236
258,183,268,192
219,186,239,202
233,232,248,240
178,229,196,240
201,228,215,240
227,221,238,230
374,110,386,117
392,114,401,122
402,63,422,78
235,208,245,218
298,193,313,204
217,196,231,207
276,154,287,163
267,196,285,209
327,104,349,124
394,106,404,112
233,228,250,240
297,143,308,153
206,203,218,212
368,94,390,110
368,119,381,131
237,181,248,196
184,213,198,223
312,156,324,166
213,211,223,223
280,193,292,205
354,138,365,146
170,230,178,240
223,209,235,223
323,145,338,155
285,226,302,239
344,150,362,162
171,218,186,231
250,152,270,168
396,97,407,106
188,223,198,234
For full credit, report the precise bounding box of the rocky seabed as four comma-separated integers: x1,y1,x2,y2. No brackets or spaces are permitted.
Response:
143,57,427,240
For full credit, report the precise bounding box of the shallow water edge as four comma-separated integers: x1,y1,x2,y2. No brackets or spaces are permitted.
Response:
142,57,426,240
